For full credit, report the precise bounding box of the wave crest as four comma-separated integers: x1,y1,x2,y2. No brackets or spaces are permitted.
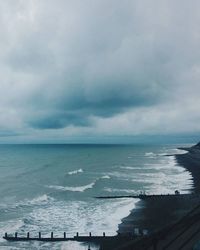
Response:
47,182,95,192
101,175,110,179
68,168,83,175
47,174,110,193
145,152,156,157
26,194,53,205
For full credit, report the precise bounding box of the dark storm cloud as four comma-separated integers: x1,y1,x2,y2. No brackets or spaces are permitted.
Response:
29,112,91,129
27,75,160,129
0,0,200,138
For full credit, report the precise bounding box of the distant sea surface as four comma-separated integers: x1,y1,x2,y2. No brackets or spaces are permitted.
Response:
0,144,193,249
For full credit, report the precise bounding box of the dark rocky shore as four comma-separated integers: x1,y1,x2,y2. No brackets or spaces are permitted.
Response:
176,142,200,193
99,142,200,249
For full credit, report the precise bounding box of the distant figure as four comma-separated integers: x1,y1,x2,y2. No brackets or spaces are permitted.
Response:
134,228,140,236
139,191,146,197
143,229,148,236
175,190,180,195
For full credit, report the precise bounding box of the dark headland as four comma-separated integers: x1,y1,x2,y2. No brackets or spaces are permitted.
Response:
99,142,200,249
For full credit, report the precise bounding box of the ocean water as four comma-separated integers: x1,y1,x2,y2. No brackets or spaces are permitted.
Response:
0,144,193,249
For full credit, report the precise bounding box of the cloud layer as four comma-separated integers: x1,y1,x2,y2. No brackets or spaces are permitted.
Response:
0,0,200,141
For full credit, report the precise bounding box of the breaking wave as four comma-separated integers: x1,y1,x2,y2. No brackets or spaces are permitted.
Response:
0,194,54,213
120,166,135,170
104,188,136,194
26,194,53,205
145,152,156,157
47,182,95,192
101,175,110,179
145,152,167,157
67,168,83,175
47,175,110,193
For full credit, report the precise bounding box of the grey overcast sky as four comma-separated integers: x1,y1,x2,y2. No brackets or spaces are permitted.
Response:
0,0,200,143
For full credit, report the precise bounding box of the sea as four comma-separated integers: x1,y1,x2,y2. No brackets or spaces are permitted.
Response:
0,143,193,250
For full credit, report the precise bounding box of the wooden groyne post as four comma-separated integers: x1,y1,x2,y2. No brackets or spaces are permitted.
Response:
3,231,139,242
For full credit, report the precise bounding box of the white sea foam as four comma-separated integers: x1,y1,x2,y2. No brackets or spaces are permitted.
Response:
47,182,95,192
120,166,135,170
108,171,134,179
0,219,24,243
111,153,193,195
0,198,137,249
173,148,188,154
132,154,193,194
104,188,136,194
145,152,168,158
145,152,156,157
0,194,53,212
110,154,193,195
158,153,167,156
101,175,110,179
16,195,54,208
26,194,54,205
61,241,99,250
47,175,110,193
105,198,139,232
21,198,138,238
68,168,83,175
